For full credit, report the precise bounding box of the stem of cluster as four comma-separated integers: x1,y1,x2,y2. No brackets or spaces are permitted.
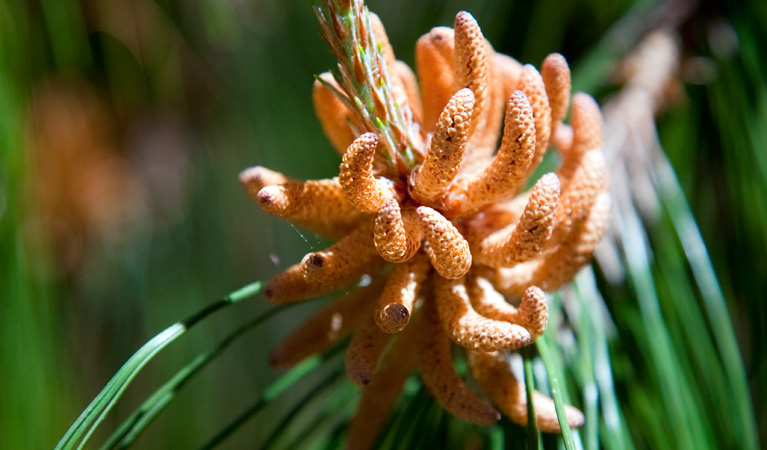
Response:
316,0,421,173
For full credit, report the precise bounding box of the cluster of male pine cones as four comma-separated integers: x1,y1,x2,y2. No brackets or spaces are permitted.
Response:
241,1,608,447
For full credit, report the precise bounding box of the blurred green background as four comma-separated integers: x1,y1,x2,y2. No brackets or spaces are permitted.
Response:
1,0,765,448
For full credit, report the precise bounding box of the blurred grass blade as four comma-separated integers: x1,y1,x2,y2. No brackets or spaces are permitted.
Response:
535,337,575,450
55,281,264,450
39,0,91,69
489,425,503,450
100,304,286,449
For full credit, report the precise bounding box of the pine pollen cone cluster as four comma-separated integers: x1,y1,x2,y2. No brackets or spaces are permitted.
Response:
241,3,608,447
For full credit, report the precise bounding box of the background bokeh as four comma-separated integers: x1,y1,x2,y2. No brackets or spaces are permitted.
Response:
1,0,765,448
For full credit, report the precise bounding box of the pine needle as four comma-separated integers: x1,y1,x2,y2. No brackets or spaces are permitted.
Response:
54,282,264,450
522,352,540,450
535,338,575,450
99,304,286,449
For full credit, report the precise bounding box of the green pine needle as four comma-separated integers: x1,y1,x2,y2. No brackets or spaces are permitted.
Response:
654,151,758,450
54,281,264,450
197,344,345,450
523,352,540,450
99,304,286,449
536,338,576,450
